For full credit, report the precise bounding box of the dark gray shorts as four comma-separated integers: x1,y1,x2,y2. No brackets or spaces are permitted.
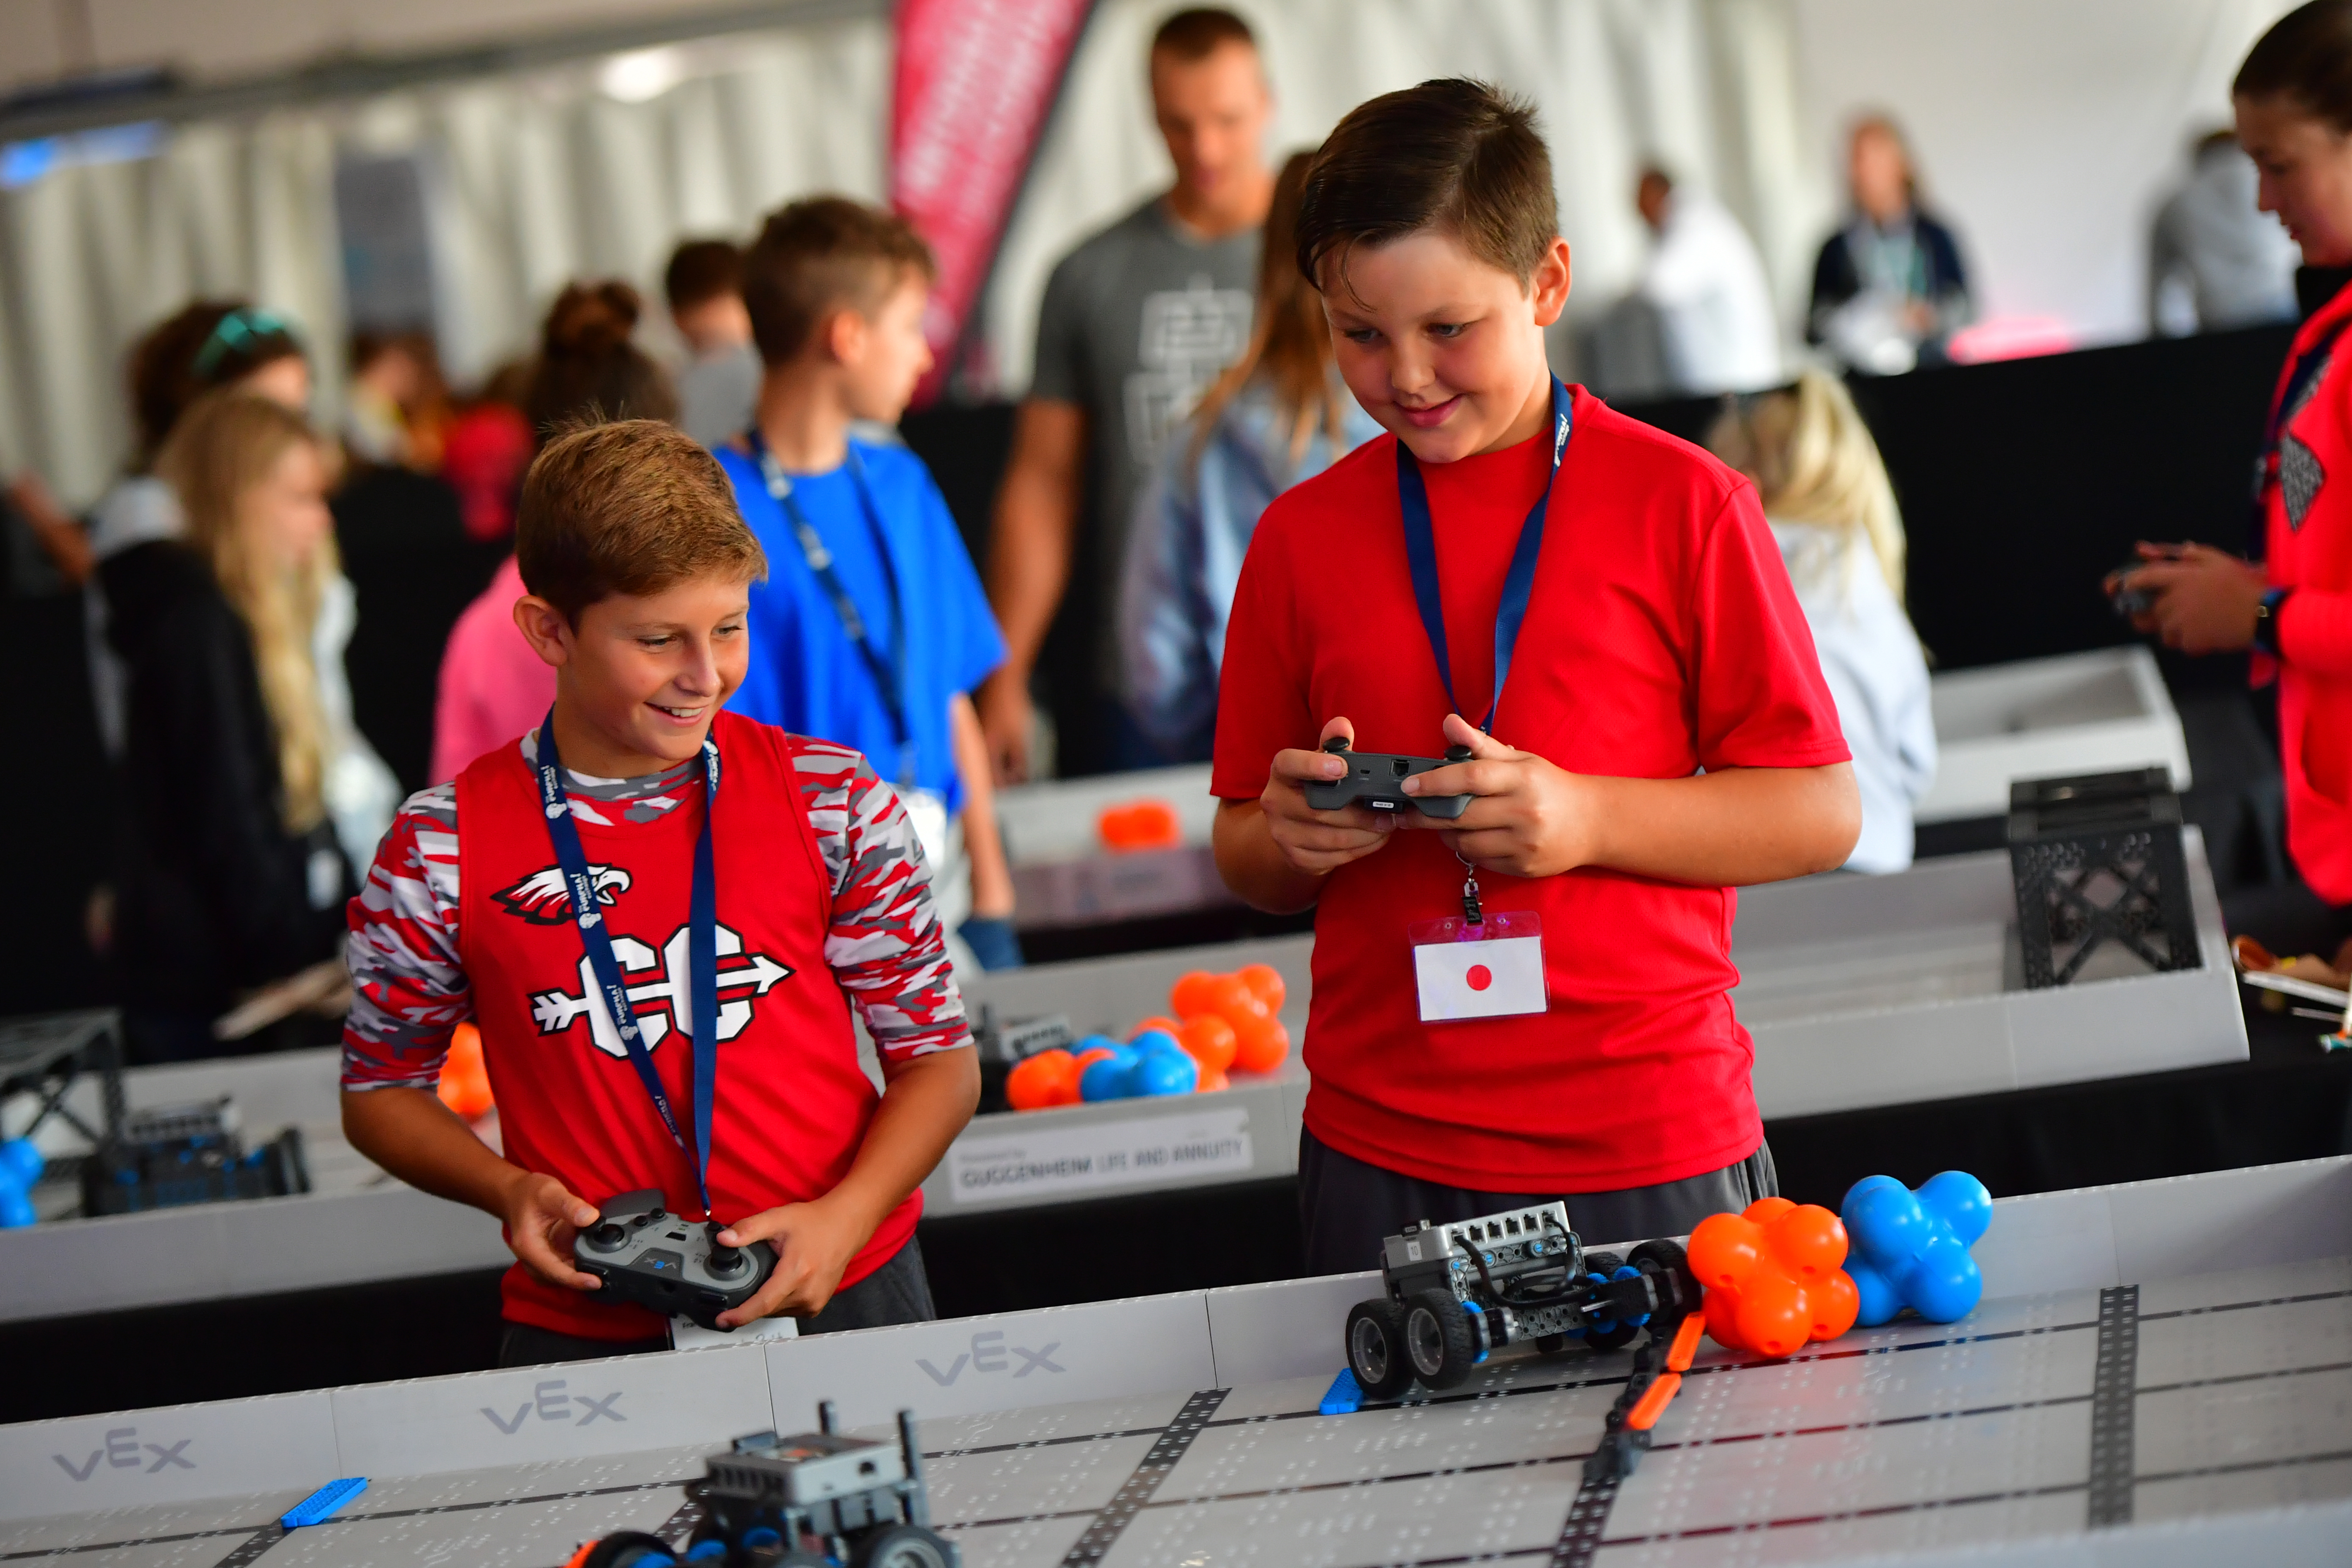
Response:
1297,1127,1778,1277
495,1236,939,1369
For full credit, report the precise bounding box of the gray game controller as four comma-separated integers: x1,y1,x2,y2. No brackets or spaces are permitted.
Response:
573,1188,777,1331
1304,737,1475,819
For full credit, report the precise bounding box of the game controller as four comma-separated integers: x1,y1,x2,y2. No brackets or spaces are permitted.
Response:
2107,561,2155,618
1304,737,1475,819
572,1188,777,1331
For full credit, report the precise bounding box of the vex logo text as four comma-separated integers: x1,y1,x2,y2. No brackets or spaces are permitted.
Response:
54,1427,193,1480
915,1329,1064,1387
480,1378,626,1434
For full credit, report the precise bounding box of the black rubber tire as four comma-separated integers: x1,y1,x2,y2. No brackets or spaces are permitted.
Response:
580,1533,676,1568
851,1523,957,1568
1405,1288,1478,1390
1346,1297,1415,1400
1630,1238,1702,1321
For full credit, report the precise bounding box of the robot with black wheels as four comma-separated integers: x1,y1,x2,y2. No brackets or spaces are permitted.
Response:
1344,1201,1702,1399
569,1402,956,1568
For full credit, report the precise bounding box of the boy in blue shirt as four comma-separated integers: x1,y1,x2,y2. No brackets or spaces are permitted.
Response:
718,198,1019,967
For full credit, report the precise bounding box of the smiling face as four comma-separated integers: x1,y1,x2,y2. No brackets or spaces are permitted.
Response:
2236,93,2352,266
1320,228,1572,463
517,572,754,777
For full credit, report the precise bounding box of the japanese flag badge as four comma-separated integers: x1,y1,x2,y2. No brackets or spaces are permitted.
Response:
1409,912,1548,1022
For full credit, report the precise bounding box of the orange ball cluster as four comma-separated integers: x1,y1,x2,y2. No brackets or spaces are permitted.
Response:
436,1021,495,1120
1169,963,1290,1075
1001,961,1293,1112
1688,1197,1860,1358
1097,798,1182,852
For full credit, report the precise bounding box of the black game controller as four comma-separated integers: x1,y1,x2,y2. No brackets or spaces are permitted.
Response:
573,1188,777,1331
1304,737,1475,819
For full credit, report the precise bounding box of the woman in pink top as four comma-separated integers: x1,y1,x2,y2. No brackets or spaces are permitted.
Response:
430,283,679,780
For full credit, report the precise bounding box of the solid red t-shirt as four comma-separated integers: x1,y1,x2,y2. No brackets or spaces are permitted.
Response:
1211,385,1848,1193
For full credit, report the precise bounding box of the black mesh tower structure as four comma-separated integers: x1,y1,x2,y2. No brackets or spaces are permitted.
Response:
2007,768,2200,990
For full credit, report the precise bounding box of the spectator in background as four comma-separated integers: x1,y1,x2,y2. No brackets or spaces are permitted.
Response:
440,359,536,544
979,6,1274,780
343,330,451,470
1120,150,1379,761
1633,166,1783,396
667,238,761,449
2151,129,2300,337
109,393,354,1061
1808,116,1973,375
1708,371,1935,873
431,283,678,783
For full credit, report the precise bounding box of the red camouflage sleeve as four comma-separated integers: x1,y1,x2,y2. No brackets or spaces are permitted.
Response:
340,784,470,1091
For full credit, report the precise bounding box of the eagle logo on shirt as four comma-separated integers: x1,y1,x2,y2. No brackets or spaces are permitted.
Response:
493,864,632,924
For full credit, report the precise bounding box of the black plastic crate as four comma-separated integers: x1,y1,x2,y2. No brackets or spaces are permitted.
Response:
2007,768,2200,989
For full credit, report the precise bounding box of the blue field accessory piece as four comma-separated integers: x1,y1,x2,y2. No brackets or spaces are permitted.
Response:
1842,1171,1993,1326
1319,1368,1365,1415
1129,1028,1182,1055
1078,1047,1141,1101
684,1542,727,1561
280,1476,368,1528
0,1137,44,1228
1132,1045,1198,1096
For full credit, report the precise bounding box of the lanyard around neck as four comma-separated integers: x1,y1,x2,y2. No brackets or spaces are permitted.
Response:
749,433,915,786
1394,378,1573,735
534,710,720,1216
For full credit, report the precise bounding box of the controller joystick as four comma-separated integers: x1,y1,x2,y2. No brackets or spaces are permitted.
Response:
1304,736,1474,819
571,1189,777,1329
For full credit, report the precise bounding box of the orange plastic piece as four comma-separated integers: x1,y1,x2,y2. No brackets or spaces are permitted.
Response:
1202,974,1268,1026
564,1544,597,1568
1006,1049,1082,1111
1688,1198,1861,1358
437,1021,494,1120
1176,1014,1238,1073
1230,1012,1290,1074
1623,1371,1683,1432
1097,798,1182,852
1195,1067,1229,1093
1130,1016,1186,1042
1236,962,1287,1012
1666,1310,1706,1372
1169,970,1225,1019
1073,1045,1117,1071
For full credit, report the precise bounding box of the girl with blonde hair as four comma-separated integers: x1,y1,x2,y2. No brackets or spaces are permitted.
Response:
106,392,366,1059
1709,369,1936,871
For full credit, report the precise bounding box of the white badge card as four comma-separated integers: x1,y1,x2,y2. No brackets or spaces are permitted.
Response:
1409,912,1548,1022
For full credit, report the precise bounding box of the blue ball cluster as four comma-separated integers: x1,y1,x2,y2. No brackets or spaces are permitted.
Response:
1841,1170,1993,1326
0,1137,45,1228
1075,1032,1198,1101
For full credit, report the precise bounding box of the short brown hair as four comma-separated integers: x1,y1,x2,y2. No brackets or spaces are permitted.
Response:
516,420,766,624
129,300,305,463
1151,7,1255,61
742,197,937,367
2236,0,2352,131
664,238,744,313
1296,79,1558,290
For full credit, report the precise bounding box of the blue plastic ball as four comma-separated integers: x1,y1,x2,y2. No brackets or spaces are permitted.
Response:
0,1189,34,1229
0,1137,41,1189
1132,1049,1199,1096
1130,1029,1183,1056
1080,1056,1138,1101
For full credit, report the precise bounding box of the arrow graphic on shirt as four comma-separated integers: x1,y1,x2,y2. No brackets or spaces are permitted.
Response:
528,921,793,1058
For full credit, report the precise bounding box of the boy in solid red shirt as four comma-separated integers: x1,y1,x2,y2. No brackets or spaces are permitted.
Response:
342,419,978,1365
1211,81,1860,1274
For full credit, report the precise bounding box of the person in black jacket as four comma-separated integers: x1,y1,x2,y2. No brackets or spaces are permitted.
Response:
1808,114,1974,374
105,392,349,1062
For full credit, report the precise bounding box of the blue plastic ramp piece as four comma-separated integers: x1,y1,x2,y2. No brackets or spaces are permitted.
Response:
1319,1368,1364,1416
281,1477,368,1528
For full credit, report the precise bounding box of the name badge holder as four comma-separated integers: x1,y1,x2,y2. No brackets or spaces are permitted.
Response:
1398,379,1573,1024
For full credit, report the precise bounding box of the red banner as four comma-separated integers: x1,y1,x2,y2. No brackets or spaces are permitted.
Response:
890,0,1094,406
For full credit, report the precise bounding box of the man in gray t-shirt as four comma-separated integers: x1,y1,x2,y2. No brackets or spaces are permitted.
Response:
978,8,1273,779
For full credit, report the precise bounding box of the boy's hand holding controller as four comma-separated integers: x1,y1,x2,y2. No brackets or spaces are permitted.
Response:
1263,718,1402,876
1401,713,1595,877
500,1168,605,1294
707,1195,870,1328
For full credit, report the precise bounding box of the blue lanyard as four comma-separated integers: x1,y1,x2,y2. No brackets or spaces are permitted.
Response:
749,434,917,787
534,710,720,1216
1395,378,1573,733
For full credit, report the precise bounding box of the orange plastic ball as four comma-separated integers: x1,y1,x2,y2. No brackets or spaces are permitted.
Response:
1073,1046,1117,1071
1230,1013,1290,1074
1236,963,1287,1013
1734,1272,1810,1358
1204,974,1268,1027
1176,1014,1239,1073
1743,1195,1797,1224
437,1022,494,1119
1195,1068,1229,1093
1098,798,1182,852
1766,1204,1849,1283
1812,1268,1862,1340
1007,1050,1079,1112
1703,1277,1748,1350
1170,970,1225,1019
1130,1016,1186,1042
1688,1211,1762,1289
